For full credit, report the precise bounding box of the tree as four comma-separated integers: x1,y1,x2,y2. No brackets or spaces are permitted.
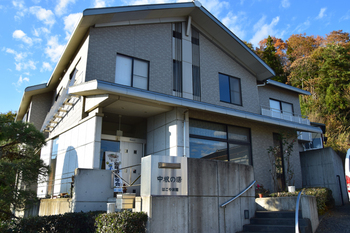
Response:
0,112,49,221
260,36,286,83
286,33,322,62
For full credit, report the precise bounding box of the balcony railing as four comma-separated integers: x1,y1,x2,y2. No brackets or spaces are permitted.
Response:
41,86,79,133
261,106,312,142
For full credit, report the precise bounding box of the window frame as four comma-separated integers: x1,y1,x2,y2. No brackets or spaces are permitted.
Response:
189,119,252,165
269,98,294,115
219,73,242,106
115,53,150,90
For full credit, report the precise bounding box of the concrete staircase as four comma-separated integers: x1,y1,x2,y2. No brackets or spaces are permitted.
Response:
237,211,312,233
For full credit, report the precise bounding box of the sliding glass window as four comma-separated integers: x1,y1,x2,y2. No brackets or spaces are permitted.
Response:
189,119,252,165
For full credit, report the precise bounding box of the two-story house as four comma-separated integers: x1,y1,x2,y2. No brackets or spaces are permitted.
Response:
16,1,321,204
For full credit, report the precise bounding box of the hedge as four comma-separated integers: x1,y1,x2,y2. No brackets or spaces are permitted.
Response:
1,210,148,233
268,187,335,215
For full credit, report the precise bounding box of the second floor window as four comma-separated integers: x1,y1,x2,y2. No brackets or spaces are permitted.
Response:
115,54,149,90
269,99,293,116
219,73,242,106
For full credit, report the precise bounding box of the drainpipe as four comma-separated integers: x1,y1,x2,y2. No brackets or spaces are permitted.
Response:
183,109,189,157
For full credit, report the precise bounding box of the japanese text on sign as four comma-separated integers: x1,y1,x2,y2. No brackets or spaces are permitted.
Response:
157,176,182,183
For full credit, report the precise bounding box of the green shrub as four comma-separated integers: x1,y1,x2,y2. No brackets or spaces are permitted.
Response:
2,210,148,233
268,187,335,215
4,211,102,233
95,211,148,233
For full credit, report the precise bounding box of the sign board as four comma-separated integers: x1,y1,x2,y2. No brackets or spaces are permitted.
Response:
141,155,188,196
105,151,122,192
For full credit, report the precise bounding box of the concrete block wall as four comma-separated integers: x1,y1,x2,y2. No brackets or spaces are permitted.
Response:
144,158,255,233
39,115,102,197
147,107,187,157
300,147,349,206
258,85,302,116
190,109,302,193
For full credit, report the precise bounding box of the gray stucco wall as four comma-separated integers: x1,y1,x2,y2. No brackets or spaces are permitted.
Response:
86,24,172,95
190,110,302,193
300,147,349,206
258,84,302,116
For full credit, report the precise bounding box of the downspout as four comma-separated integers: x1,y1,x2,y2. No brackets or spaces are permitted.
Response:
183,109,189,157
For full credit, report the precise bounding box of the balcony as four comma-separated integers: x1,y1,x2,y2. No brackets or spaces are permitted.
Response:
261,106,312,142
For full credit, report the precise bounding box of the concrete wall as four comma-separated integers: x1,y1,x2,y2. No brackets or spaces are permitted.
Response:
256,196,319,233
143,157,255,233
71,169,114,212
147,107,189,157
300,147,349,206
258,84,302,115
38,115,102,197
39,198,71,216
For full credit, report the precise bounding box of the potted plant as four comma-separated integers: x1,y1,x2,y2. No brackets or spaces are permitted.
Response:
255,184,268,198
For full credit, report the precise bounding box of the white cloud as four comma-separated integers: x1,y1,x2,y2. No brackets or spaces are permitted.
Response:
94,0,106,7
197,0,230,17
340,10,350,21
12,0,25,9
29,6,55,27
316,8,327,19
12,30,33,46
249,16,280,46
13,75,30,87
222,11,247,39
32,27,50,37
41,62,53,72
15,60,37,71
45,36,65,62
5,48,28,62
281,0,290,8
55,0,76,16
13,0,27,21
63,13,82,40
294,19,311,33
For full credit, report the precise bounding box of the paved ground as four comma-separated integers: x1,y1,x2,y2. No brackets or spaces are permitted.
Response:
315,203,350,233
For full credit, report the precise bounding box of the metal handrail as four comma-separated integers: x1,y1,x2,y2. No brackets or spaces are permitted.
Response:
111,163,141,188
295,190,304,233
220,180,256,208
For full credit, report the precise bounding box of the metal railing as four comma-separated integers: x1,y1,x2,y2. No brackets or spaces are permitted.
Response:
220,180,256,208
295,190,304,233
261,106,310,125
111,164,141,189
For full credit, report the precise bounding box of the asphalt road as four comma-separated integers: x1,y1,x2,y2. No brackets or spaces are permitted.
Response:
315,203,350,233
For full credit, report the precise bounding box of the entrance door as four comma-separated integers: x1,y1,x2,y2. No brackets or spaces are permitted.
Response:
273,133,286,191
120,141,143,195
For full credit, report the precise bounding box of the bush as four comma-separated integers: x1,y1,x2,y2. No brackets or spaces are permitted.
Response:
268,187,335,215
95,211,148,233
1,210,148,233
3,211,102,233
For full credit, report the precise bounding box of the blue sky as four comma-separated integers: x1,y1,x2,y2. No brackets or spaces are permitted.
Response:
1,0,349,113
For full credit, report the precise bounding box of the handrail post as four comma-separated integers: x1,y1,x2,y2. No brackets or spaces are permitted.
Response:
220,180,256,208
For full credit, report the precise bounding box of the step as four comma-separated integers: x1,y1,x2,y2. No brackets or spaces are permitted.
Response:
242,224,311,233
250,217,311,226
255,211,301,219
